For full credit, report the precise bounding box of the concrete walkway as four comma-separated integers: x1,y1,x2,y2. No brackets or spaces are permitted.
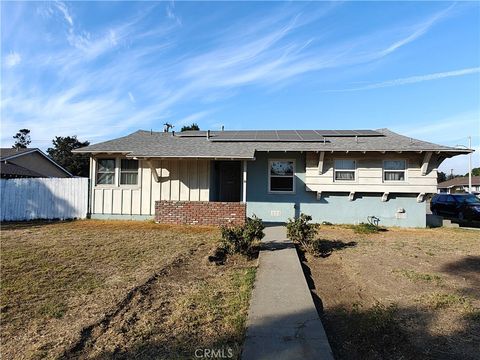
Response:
242,226,333,360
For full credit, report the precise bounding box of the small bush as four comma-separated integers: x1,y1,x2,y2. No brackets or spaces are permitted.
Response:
243,215,265,242
353,222,381,234
286,213,319,249
221,215,265,255
308,239,357,257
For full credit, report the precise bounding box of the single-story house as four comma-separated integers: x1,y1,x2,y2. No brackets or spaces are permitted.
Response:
74,128,471,227
438,176,480,194
0,148,72,178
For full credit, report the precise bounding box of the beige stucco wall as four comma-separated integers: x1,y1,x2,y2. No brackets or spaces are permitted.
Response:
9,152,70,178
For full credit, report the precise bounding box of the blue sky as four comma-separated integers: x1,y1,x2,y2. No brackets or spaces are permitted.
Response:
1,1,479,173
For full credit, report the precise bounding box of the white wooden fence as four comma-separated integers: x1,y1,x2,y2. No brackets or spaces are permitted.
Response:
0,178,88,221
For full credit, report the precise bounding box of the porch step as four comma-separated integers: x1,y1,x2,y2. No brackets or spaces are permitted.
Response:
442,219,460,228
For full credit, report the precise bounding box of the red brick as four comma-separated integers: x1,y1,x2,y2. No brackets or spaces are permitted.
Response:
154,200,246,226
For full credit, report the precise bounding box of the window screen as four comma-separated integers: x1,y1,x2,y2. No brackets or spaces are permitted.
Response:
97,159,115,185
334,160,355,181
120,159,138,185
384,160,406,181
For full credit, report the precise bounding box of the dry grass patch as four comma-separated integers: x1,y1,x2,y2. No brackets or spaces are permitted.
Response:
392,269,442,284
304,225,480,360
1,220,256,359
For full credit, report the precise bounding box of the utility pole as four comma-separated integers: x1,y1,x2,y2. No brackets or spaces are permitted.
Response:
468,136,472,193
455,137,474,193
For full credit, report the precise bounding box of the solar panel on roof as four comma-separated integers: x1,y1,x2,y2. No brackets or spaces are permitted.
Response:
176,132,208,137
354,130,382,136
206,129,382,142
316,130,337,135
257,131,277,140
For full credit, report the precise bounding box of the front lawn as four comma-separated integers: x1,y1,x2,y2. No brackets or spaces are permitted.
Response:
304,225,480,360
0,220,256,359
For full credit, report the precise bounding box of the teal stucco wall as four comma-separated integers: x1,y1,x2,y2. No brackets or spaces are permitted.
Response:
246,152,426,227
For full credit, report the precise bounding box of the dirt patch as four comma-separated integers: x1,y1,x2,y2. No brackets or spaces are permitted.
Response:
1,220,256,359
304,226,480,360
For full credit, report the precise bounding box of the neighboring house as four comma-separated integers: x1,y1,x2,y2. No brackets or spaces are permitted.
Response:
74,129,471,227
438,176,480,194
0,148,72,178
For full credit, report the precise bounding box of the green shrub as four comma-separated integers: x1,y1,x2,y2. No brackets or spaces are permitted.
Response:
221,216,265,255
243,215,265,242
353,222,380,234
286,213,319,249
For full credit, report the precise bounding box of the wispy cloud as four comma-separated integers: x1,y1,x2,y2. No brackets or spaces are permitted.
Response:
176,110,213,128
166,1,182,25
391,110,480,141
378,3,455,57
55,0,73,27
328,67,480,92
4,51,21,68
0,2,463,148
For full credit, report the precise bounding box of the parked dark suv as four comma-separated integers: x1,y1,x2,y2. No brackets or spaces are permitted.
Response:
430,193,480,222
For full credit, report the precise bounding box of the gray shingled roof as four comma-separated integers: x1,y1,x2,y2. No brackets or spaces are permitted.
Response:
0,148,36,160
0,162,43,178
438,176,480,188
73,129,471,159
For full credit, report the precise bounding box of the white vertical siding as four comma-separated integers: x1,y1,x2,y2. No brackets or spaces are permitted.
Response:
0,178,88,221
199,160,210,201
179,161,190,201
91,158,210,216
150,160,161,214
141,162,151,215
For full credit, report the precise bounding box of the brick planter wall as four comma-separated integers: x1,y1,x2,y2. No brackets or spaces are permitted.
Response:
155,201,246,226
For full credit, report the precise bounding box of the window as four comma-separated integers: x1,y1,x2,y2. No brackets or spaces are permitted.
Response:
97,159,115,185
446,195,457,204
437,195,447,203
384,160,406,181
120,159,138,185
269,160,295,192
334,160,355,181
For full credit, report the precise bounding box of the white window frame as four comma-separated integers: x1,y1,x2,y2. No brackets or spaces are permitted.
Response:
96,158,116,186
120,159,139,186
383,160,407,182
268,159,296,194
94,157,141,188
333,159,356,182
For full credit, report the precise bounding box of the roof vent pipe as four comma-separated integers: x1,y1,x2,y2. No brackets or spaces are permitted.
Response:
221,125,224,131
207,130,210,140
171,131,175,137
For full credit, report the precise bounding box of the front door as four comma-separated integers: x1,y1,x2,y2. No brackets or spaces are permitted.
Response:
218,162,241,202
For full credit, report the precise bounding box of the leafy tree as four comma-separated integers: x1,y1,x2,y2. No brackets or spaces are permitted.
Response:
12,129,31,149
437,171,447,183
447,173,462,181
47,136,90,177
180,123,200,132
467,167,480,177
